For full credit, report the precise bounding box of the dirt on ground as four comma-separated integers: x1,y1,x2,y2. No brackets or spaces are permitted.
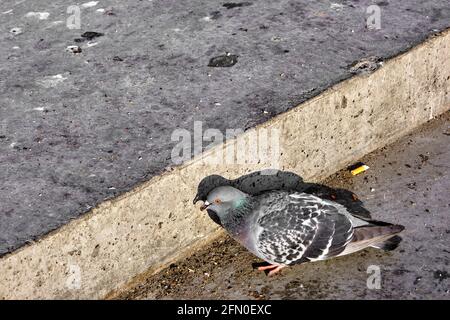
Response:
116,112,450,300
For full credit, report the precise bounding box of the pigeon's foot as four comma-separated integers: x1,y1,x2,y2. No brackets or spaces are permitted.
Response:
257,264,285,276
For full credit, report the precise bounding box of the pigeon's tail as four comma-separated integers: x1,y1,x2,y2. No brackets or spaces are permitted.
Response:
339,224,405,256
370,235,403,251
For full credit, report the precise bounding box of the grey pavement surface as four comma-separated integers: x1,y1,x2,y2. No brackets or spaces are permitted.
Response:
119,112,450,300
1,0,450,256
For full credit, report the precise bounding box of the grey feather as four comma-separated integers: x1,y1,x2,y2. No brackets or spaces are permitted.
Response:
250,192,354,265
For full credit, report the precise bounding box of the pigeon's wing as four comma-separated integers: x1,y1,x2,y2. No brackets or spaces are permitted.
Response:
254,192,354,265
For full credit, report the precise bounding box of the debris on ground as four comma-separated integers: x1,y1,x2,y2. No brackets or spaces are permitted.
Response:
75,31,104,42
10,27,23,35
208,53,238,67
349,56,383,75
66,45,82,54
348,162,370,176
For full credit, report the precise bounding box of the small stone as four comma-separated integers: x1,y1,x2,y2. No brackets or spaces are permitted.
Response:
350,56,382,74
81,31,104,40
434,270,449,282
208,54,238,67
418,154,429,163
10,27,22,35
104,9,115,16
66,45,82,54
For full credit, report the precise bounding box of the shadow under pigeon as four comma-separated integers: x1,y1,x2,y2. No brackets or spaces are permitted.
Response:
194,170,372,221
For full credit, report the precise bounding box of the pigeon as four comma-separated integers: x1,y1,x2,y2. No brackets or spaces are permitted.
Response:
193,177,404,276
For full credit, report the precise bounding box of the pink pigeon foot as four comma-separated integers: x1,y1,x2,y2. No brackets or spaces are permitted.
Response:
257,264,285,276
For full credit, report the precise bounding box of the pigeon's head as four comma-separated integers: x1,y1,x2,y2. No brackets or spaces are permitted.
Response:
196,186,248,226
193,175,231,205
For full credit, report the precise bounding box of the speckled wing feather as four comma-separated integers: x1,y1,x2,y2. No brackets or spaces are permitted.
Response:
253,191,354,265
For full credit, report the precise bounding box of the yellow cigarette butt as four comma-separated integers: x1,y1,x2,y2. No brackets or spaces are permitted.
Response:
351,164,369,176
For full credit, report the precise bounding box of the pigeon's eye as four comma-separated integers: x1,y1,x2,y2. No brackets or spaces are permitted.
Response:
214,198,222,204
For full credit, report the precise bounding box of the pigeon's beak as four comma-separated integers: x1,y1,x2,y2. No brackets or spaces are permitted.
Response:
200,201,211,211
193,194,200,204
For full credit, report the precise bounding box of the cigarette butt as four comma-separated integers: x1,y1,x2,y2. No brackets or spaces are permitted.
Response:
351,164,369,176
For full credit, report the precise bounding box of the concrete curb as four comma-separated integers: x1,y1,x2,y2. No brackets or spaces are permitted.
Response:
1,29,449,299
